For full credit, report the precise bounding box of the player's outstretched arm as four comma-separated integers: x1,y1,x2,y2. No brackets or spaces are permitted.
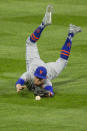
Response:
16,78,26,92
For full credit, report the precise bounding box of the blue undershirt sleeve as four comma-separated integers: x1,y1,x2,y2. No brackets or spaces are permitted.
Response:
16,78,25,86
44,86,54,96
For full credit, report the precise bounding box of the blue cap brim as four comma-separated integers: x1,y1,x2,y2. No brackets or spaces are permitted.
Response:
34,73,46,79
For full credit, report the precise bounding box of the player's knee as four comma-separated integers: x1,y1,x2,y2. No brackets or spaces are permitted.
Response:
56,58,68,67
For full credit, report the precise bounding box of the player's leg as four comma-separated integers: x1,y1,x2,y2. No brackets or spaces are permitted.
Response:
46,24,82,80
26,5,53,71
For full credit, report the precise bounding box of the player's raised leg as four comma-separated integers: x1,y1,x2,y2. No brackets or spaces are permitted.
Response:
26,5,53,71
60,24,82,60
27,5,53,44
47,24,82,80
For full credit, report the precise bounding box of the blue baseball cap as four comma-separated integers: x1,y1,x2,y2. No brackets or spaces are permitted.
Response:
34,66,47,79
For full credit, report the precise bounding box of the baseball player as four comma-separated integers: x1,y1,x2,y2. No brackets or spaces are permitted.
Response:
16,5,82,98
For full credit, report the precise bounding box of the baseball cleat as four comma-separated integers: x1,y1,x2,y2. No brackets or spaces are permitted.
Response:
42,5,53,26
69,24,82,35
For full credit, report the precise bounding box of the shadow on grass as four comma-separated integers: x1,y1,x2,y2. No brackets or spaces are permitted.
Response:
53,79,76,87
18,89,33,98
53,74,87,88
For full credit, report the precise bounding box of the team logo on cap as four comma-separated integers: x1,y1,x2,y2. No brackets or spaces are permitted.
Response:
40,70,43,74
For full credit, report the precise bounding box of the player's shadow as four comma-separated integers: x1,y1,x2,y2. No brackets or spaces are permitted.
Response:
18,89,33,98
53,79,76,87
53,74,87,89
52,78,78,95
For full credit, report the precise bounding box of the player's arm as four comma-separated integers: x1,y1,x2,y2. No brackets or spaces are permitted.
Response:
43,79,54,97
44,85,54,97
16,78,27,92
15,72,28,92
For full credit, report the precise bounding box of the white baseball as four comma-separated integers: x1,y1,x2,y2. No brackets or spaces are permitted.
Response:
35,96,41,101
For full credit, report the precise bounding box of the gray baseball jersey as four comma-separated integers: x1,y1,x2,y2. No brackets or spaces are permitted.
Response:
19,37,68,88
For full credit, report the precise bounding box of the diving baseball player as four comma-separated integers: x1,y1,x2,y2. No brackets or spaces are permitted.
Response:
16,5,82,98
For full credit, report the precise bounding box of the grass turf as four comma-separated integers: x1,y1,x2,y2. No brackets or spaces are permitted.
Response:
0,0,87,130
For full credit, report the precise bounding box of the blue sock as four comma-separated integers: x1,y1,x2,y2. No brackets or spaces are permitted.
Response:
60,33,74,60
30,23,45,43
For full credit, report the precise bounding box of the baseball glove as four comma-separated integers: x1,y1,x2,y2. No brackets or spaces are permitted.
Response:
34,86,49,97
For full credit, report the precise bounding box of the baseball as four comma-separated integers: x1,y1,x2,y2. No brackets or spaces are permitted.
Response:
35,96,41,100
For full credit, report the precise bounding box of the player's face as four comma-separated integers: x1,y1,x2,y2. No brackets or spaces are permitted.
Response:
34,77,45,86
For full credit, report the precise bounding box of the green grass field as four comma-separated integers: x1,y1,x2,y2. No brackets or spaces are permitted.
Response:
0,0,87,130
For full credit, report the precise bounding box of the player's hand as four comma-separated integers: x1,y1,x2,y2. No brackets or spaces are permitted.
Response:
16,84,26,92
48,91,53,97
